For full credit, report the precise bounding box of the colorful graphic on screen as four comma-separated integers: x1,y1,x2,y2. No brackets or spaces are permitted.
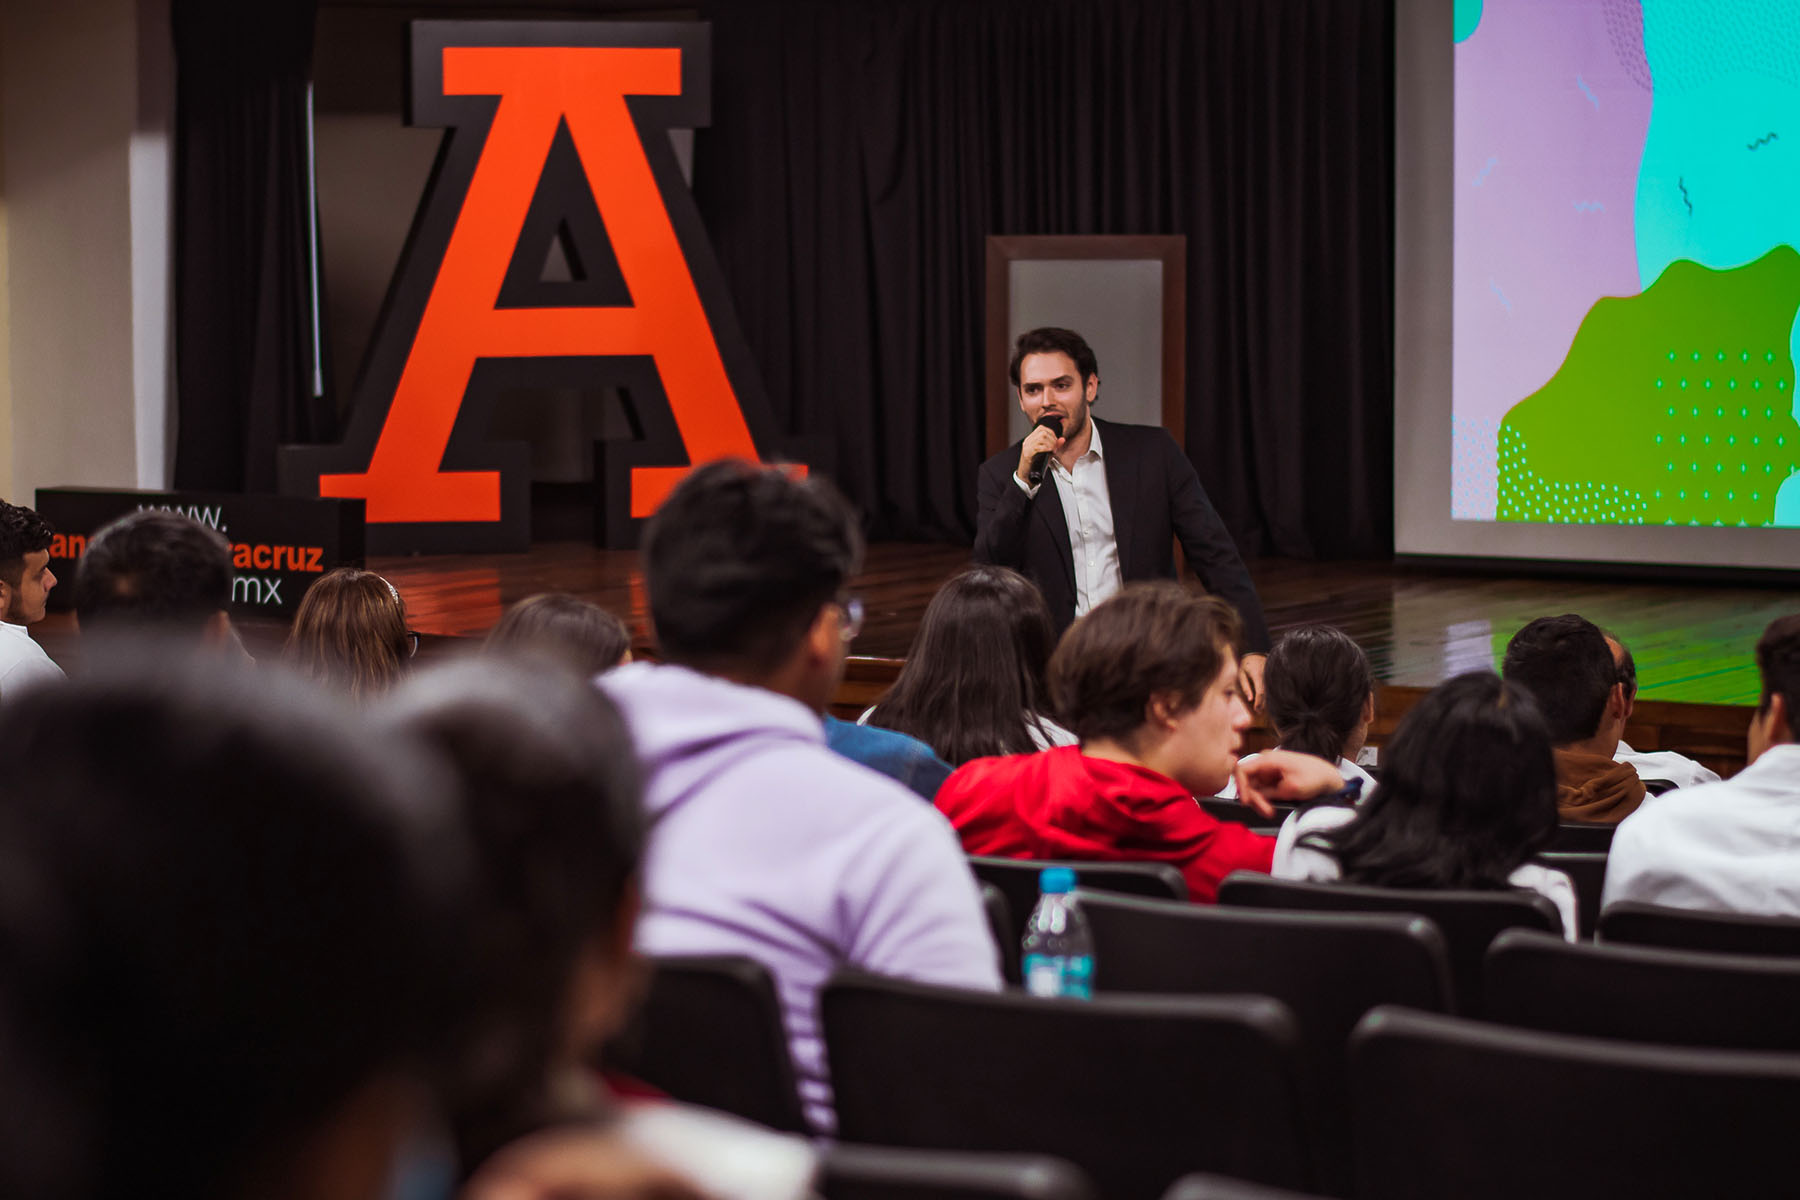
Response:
1454,0,1800,528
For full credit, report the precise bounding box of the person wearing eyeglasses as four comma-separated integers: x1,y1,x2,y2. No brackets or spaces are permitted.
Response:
596,460,1000,1136
284,568,418,704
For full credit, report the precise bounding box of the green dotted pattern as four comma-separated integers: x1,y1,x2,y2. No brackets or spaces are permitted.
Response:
1496,246,1800,528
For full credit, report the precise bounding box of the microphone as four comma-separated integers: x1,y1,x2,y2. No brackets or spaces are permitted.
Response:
1026,415,1063,487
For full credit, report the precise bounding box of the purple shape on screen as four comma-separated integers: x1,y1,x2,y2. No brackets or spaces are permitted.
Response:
1454,0,1652,517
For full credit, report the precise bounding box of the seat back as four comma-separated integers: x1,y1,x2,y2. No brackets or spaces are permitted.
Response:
1216,871,1561,1015
819,1145,1096,1200
822,973,1309,1200
968,856,1187,951
602,954,805,1133
1160,1176,1333,1200
1080,891,1450,1196
979,882,1021,984
1350,1005,1800,1199
1549,821,1616,852
1535,850,1607,941
1599,901,1800,956
1485,928,1800,1051
1198,798,1297,827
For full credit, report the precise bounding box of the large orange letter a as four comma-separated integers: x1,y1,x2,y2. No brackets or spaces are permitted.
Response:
280,22,790,553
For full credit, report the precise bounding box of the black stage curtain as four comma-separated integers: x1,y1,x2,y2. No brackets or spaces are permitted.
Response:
171,0,331,492
694,0,1393,556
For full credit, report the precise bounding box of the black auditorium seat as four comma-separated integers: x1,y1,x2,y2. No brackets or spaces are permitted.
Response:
1534,850,1607,941
979,881,1021,984
1548,821,1616,852
1216,871,1561,1016
1198,798,1297,827
1080,891,1450,1196
1350,1005,1800,1199
1599,900,1800,956
819,1145,1097,1200
602,954,806,1133
968,856,1187,950
1485,928,1800,1051
1160,1175,1334,1200
821,973,1311,1200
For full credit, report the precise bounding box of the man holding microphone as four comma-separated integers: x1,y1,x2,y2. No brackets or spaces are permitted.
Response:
974,327,1271,702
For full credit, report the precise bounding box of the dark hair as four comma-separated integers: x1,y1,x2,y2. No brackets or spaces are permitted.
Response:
0,652,467,1200
1264,625,1374,763
1049,583,1242,742
284,568,410,702
0,501,54,588
75,510,230,635
867,567,1059,764
1303,671,1559,891
379,659,646,1170
485,593,631,676
1007,327,1099,388
1756,613,1800,724
1500,613,1617,744
643,460,862,674
1601,628,1639,704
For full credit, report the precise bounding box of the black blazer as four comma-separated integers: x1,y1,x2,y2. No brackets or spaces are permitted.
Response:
973,418,1270,649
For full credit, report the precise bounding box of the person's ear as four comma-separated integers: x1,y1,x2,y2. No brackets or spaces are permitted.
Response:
1084,374,1099,406
1360,691,1375,726
1771,693,1794,746
804,604,839,665
1146,691,1180,730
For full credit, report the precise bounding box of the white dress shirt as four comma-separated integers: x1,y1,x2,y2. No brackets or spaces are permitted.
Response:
0,621,64,698
1015,420,1123,617
1272,805,1581,940
1614,740,1722,790
1602,742,1800,917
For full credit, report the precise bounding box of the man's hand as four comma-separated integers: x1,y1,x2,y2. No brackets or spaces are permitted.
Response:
1015,422,1064,484
461,1126,707,1200
1233,749,1346,816
1239,653,1267,713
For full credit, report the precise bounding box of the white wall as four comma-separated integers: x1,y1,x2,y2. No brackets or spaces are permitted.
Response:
0,0,172,509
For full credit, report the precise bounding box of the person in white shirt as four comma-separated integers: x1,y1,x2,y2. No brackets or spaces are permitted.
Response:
1604,631,1722,791
1272,671,1579,939
861,565,1075,764
0,500,65,696
1602,614,1800,917
1219,625,1377,799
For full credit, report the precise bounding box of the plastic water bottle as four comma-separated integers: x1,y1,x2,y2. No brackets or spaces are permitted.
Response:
1021,866,1095,999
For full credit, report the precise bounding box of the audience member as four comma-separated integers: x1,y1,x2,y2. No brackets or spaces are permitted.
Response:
1603,614,1800,916
0,653,468,1200
935,583,1348,903
383,659,811,1198
597,461,999,1133
1605,630,1722,790
1502,613,1644,823
1273,671,1578,937
74,509,239,652
863,565,1074,763
286,567,416,702
1220,624,1376,799
485,592,633,676
0,499,63,694
824,713,956,800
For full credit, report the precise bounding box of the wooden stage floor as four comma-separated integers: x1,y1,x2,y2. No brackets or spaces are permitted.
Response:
34,541,1800,709
353,544,1798,708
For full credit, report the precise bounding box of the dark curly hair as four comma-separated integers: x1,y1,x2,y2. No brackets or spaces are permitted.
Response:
0,502,54,589
1007,327,1099,388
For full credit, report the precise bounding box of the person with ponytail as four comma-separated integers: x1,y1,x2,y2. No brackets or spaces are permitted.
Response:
1218,625,1375,798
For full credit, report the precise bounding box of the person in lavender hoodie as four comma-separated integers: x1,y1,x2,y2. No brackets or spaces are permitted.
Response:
598,460,1002,1135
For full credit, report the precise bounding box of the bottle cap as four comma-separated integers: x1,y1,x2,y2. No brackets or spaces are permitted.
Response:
1039,866,1076,895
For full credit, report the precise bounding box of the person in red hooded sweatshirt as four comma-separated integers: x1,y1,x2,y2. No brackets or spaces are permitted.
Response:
935,582,1350,902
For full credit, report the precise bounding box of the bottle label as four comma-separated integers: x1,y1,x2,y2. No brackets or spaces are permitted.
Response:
1022,953,1094,1000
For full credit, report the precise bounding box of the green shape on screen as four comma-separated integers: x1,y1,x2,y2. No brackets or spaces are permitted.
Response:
1496,245,1800,528
1453,0,1483,44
